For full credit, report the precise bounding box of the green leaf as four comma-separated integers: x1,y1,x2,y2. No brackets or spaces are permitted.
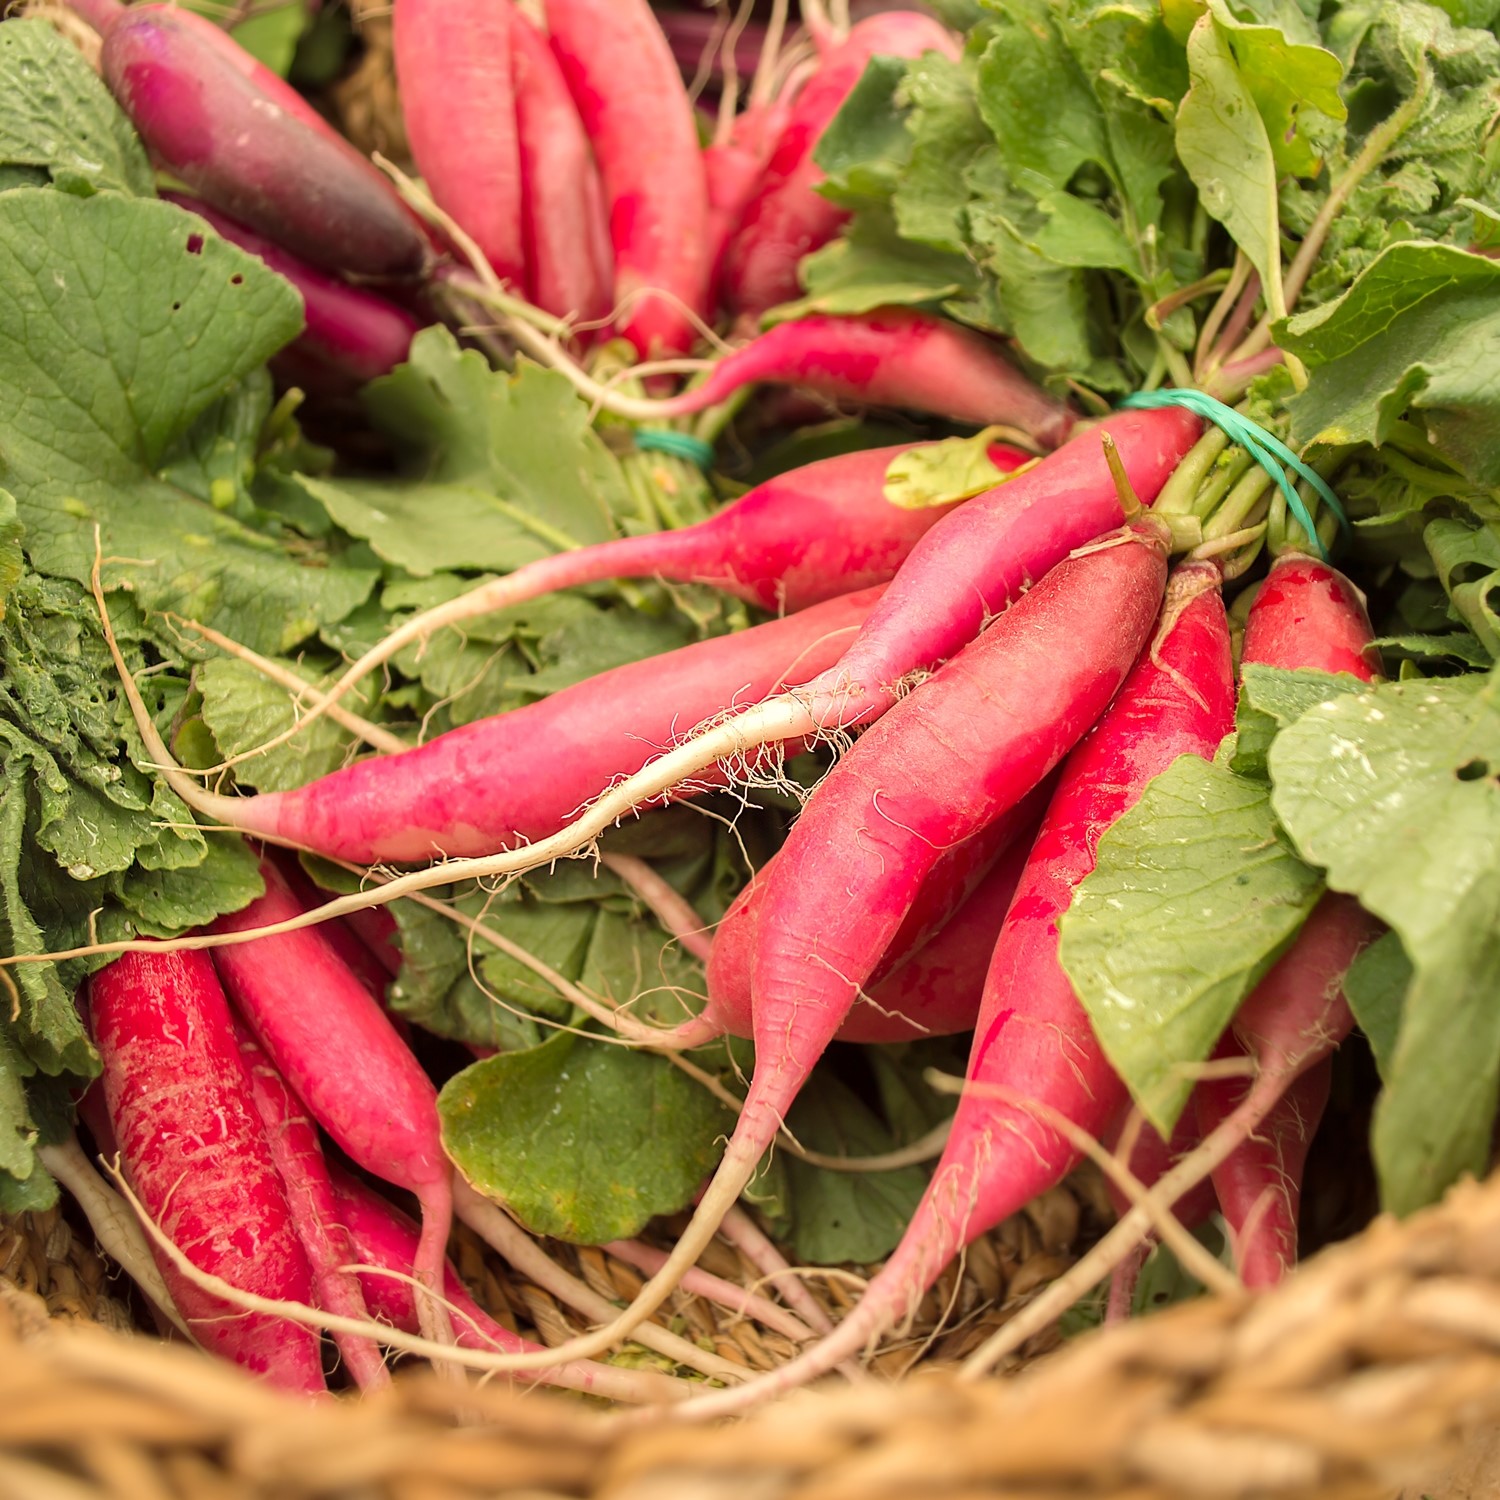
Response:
298,331,630,576
1281,244,1500,487
1424,517,1500,656
0,490,22,619
0,190,375,655
1175,12,1283,312
438,1032,732,1245
1343,930,1411,1082
814,56,916,208
0,22,153,197
779,1073,930,1265
1231,665,1371,778
1268,672,1500,1211
1059,753,1324,1133
883,430,1022,509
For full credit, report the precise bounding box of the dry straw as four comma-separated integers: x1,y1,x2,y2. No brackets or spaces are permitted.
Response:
4,1168,1500,1499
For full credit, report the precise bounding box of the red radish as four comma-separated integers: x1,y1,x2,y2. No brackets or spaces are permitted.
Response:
664,558,1236,1412
546,0,710,355
499,520,1179,1373
267,854,395,1005
88,949,327,1394
511,10,613,323
164,196,421,389
209,859,456,1348
326,1170,688,1404
393,0,525,289
223,586,885,864
1241,552,1382,681
651,310,1076,447
702,791,1044,1046
243,438,1027,755
101,8,428,278
721,13,958,319
229,1015,391,1390
1197,1050,1332,1289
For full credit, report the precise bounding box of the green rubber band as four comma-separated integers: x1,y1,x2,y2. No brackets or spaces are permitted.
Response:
1118,389,1349,562
635,429,716,469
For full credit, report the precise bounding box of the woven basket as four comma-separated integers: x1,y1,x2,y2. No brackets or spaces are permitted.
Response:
5,1167,1500,1499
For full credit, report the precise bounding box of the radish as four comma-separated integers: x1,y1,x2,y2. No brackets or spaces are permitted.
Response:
208,858,457,1349
100,7,428,278
1241,552,1382,681
239,439,1027,758
229,1015,391,1390
471,519,1179,1374
219,586,885,864
1197,1050,1332,1289
701,790,1044,1046
647,310,1077,446
164,195,421,389
326,1169,689,1404
546,0,710,356
663,557,1236,1412
511,9,613,323
721,12,959,319
393,0,525,289
88,949,327,1394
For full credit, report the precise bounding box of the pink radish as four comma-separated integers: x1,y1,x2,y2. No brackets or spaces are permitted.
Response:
164,195,421,389
1241,552,1382,681
651,310,1076,446
663,557,1236,1412
326,1169,688,1404
88,949,327,1394
484,519,1180,1374
267,853,395,1005
703,790,1044,1045
721,12,958,319
100,8,428,278
393,0,525,289
228,1015,391,1390
223,586,885,864
511,10,613,323
1197,1050,1332,1289
545,0,710,355
208,858,456,1348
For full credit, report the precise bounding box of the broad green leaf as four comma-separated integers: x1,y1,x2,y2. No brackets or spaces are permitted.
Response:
0,190,375,654
439,1032,732,1245
300,331,630,576
1269,672,1500,1210
1230,665,1370,779
1175,13,1282,311
892,53,993,253
883,430,1025,508
1424,517,1500,656
0,22,153,197
1281,244,1500,486
0,490,21,619
1059,754,1324,1133
814,56,915,208
1343,930,1411,1082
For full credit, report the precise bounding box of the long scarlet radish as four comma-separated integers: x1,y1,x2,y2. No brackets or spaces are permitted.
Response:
220,586,885,864
1241,551,1381,681
209,859,457,1349
721,12,959,319
100,8,428,278
165,195,421,389
665,557,1236,1413
229,439,1026,759
229,1015,391,1390
88,949,327,1394
326,1169,689,1404
511,9,613,323
702,791,1043,1046
546,0,710,356
393,0,525,289
464,520,1178,1374
648,310,1076,445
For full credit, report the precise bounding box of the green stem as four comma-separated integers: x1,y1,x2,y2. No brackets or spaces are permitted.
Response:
1145,269,1232,331
1153,428,1231,516
1188,445,1256,521
1203,467,1273,541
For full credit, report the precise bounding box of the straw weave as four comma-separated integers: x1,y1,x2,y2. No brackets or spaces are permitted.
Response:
4,1170,1500,1499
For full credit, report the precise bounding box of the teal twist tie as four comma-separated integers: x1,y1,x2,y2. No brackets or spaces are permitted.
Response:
1117,389,1349,564
635,429,716,469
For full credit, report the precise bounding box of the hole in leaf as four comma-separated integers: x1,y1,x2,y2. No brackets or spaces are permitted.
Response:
1455,759,1491,782
230,273,244,286
185,233,204,255
170,301,181,312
